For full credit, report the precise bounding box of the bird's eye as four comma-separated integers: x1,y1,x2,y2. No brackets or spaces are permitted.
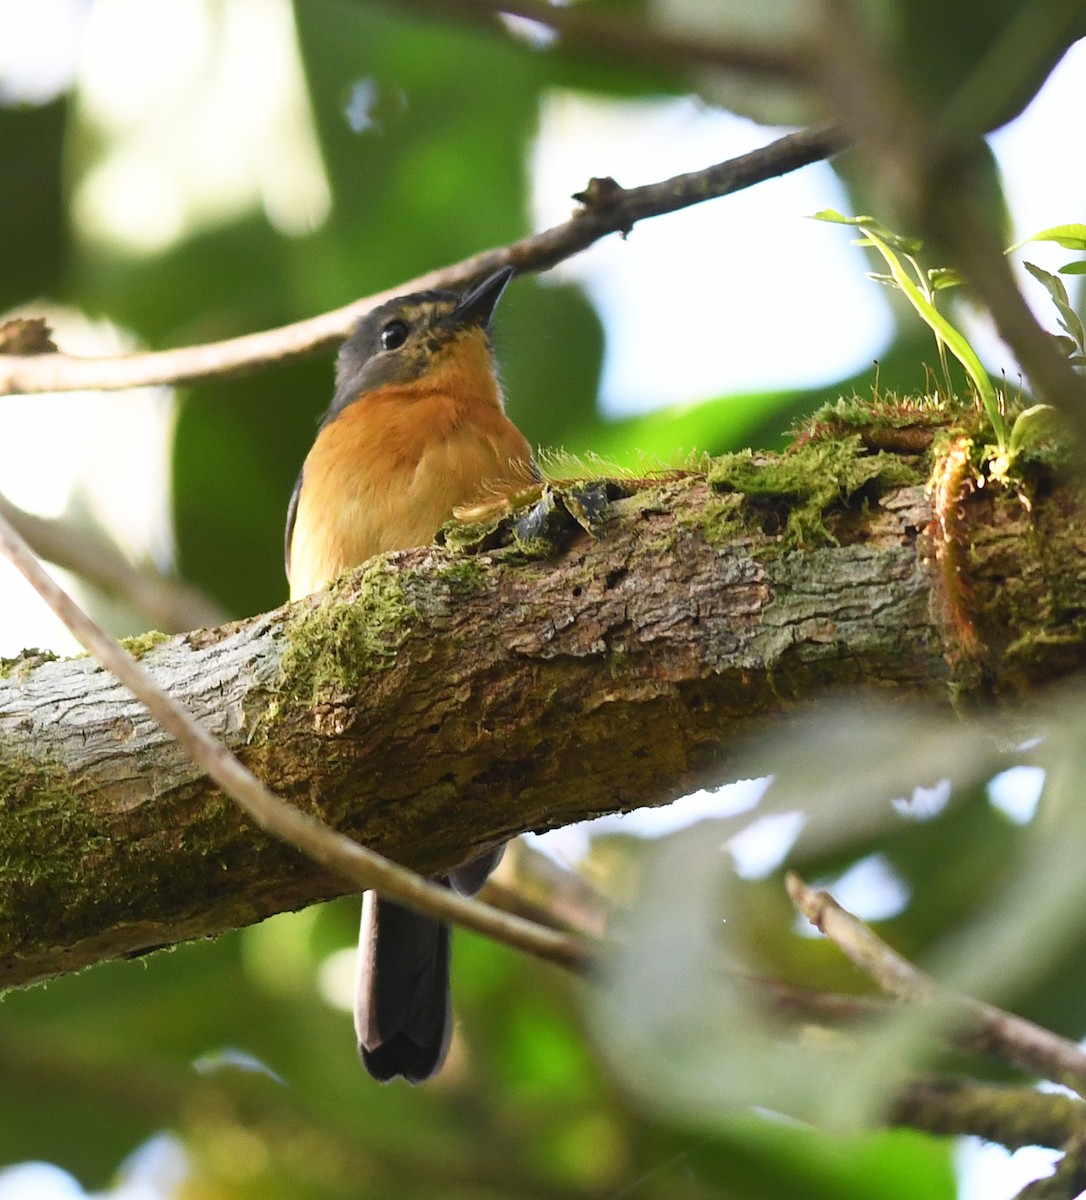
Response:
380,319,409,351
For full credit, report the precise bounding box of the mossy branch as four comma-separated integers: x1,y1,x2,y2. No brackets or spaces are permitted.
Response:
2,429,1085,988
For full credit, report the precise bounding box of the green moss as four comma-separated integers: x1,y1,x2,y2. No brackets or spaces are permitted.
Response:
707,435,921,548
437,556,490,594
677,492,747,547
277,559,419,706
0,750,107,951
120,630,171,659
805,390,971,432
0,648,60,680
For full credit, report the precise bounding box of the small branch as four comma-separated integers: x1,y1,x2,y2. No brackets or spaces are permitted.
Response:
483,839,613,941
0,127,844,397
890,1075,1085,1151
0,493,227,633
393,0,807,79
0,506,591,974
787,873,1086,1097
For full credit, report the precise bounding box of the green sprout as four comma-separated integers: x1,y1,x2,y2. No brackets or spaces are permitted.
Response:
815,209,1007,448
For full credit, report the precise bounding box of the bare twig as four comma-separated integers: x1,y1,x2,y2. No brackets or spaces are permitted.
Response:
482,839,613,941
787,873,1086,1097
0,494,227,632
0,127,844,397
392,0,806,79
0,504,592,974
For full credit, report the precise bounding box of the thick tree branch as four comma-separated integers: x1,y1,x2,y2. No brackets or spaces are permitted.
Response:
0,127,843,396
1,437,1084,987
0,496,588,981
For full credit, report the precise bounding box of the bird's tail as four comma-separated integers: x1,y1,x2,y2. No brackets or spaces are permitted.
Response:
355,894,452,1084
354,846,504,1083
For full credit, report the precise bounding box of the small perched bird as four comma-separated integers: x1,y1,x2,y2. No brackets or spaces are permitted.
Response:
285,266,535,1082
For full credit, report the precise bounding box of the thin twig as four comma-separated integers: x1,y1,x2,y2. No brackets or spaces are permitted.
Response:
0,505,592,974
483,839,613,941
787,872,1086,1097
0,493,227,632
0,126,844,397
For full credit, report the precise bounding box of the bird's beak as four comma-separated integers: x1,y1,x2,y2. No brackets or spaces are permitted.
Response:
450,266,515,330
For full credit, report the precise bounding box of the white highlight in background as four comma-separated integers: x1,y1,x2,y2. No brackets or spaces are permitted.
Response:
531,94,895,414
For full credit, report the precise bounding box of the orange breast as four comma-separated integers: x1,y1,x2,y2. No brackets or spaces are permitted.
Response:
288,332,533,600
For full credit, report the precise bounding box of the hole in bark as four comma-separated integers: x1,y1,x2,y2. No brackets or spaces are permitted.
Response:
572,585,583,597
605,567,627,589
749,497,788,536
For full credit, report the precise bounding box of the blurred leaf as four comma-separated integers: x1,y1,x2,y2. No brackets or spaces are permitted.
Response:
1022,261,1086,352
685,1118,955,1200
173,356,326,617
593,700,1086,1134
496,278,606,453
1006,222,1086,254
592,814,962,1133
0,98,70,310
292,0,541,293
883,0,1086,134
649,0,823,125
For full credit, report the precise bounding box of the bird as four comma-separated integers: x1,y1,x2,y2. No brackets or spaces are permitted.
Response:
285,265,535,1083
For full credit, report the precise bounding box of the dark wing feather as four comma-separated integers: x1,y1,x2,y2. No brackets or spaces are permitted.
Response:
283,466,304,581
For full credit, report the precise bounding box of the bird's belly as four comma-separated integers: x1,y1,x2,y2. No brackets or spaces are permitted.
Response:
288,424,529,598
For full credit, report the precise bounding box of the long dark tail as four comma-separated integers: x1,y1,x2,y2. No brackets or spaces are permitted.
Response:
355,894,451,1084
353,847,503,1084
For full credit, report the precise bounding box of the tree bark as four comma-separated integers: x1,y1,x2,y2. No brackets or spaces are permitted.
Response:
1,433,1083,988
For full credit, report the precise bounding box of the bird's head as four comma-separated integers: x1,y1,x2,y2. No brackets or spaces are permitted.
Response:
327,267,514,422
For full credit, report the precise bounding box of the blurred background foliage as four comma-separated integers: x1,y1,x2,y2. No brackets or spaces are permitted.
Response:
1,0,1085,1197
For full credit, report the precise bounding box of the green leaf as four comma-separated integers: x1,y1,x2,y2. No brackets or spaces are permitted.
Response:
686,1119,956,1200
811,211,923,255
0,99,70,310
1023,260,1070,306
1059,260,1086,275
890,2,1086,135
1007,223,1086,254
928,268,963,290
1023,261,1086,351
862,226,1005,444
1008,403,1063,454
